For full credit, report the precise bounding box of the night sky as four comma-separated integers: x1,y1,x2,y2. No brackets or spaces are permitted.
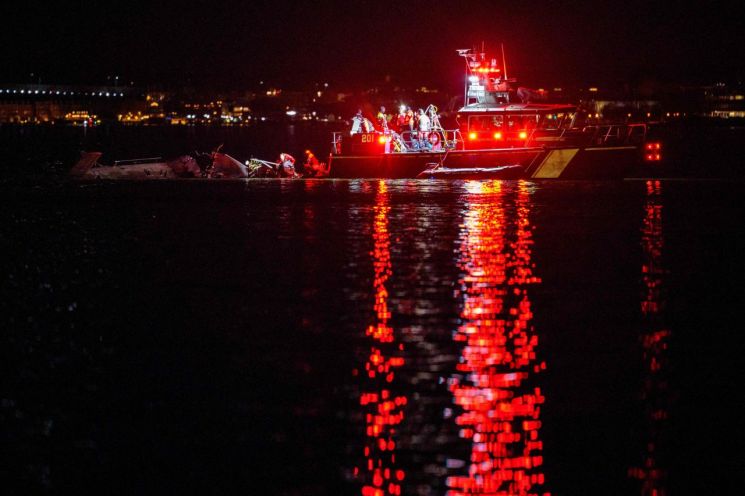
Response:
2,1,744,91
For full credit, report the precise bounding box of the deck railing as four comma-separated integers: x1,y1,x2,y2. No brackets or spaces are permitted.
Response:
397,129,464,152
332,129,464,154
583,123,647,146
527,123,647,147
333,123,646,154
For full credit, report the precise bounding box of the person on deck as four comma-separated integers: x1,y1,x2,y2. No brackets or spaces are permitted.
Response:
303,150,329,177
350,109,364,135
407,107,417,148
396,105,407,132
376,106,388,131
350,109,376,135
407,107,415,133
417,108,431,149
427,105,440,130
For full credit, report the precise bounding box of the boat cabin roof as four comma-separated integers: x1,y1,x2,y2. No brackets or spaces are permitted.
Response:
458,102,576,114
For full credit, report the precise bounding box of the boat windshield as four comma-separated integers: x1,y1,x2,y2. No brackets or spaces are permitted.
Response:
468,114,541,131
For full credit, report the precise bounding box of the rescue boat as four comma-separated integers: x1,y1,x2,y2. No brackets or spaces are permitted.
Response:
327,47,662,179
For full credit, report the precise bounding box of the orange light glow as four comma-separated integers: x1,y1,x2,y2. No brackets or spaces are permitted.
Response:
519,131,528,140
493,132,503,140
448,181,548,495
468,132,478,140
378,136,388,144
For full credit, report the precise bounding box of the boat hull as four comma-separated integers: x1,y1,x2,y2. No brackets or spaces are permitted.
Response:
328,148,538,179
328,145,644,179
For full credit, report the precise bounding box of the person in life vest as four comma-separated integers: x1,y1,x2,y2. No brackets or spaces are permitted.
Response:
376,106,388,131
277,152,298,177
303,150,329,177
390,131,407,152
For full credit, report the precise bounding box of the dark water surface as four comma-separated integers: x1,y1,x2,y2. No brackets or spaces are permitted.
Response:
2,177,744,495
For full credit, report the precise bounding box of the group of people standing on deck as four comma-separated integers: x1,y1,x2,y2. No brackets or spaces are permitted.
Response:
351,104,441,151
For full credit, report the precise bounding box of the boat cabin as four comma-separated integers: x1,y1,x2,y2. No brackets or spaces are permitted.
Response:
454,46,647,148
456,103,578,148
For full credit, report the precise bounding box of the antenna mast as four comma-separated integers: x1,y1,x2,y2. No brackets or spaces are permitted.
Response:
501,43,508,80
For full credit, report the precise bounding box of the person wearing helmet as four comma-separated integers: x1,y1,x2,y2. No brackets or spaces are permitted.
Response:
303,150,329,177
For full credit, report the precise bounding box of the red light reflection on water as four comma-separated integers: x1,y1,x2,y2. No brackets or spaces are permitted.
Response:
448,181,548,496
628,180,670,495
356,181,407,496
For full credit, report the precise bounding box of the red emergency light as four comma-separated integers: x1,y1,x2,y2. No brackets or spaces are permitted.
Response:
644,142,662,161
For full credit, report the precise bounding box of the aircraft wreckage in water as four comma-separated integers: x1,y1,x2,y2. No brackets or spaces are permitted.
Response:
69,148,320,180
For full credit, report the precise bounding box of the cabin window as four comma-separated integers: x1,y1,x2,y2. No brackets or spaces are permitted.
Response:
505,114,539,130
541,113,568,130
468,115,504,131
468,114,543,132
